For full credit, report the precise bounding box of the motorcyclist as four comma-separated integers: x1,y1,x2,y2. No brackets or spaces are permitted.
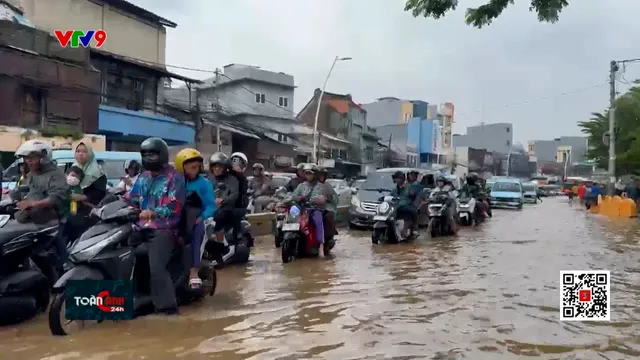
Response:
250,163,273,213
114,159,141,192
316,166,338,240
430,175,457,232
123,137,186,315
461,172,487,217
174,148,215,290
230,152,249,239
407,170,423,231
287,164,327,257
208,152,240,243
390,171,418,233
12,140,67,269
285,163,306,192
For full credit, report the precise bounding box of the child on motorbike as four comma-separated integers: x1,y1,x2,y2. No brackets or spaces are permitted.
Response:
288,164,327,257
66,166,87,215
174,148,216,290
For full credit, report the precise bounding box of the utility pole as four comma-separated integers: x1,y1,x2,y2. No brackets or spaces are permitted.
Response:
214,69,221,151
607,60,618,195
386,133,392,167
193,86,201,150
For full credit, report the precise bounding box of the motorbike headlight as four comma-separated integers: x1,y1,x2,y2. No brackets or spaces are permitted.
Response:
459,204,469,208
351,195,360,206
377,202,390,214
287,205,300,223
71,230,124,262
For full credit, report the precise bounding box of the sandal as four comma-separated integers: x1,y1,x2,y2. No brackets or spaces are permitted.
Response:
189,277,202,289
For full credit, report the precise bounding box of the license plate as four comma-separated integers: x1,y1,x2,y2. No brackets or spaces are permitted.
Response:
460,213,467,218
373,215,387,221
282,223,300,231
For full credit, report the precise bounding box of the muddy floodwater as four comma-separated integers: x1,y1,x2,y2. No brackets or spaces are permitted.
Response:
1,198,639,359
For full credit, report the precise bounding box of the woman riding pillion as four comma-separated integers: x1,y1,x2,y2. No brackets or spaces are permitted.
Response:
208,152,240,244
174,148,216,290
287,164,327,257
316,166,338,240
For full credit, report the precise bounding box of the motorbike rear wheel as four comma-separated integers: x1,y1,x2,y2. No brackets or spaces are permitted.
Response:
49,293,99,336
281,238,296,263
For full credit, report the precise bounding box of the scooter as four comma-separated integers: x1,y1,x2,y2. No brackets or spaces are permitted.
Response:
457,196,477,226
204,214,253,268
0,196,59,325
428,191,456,238
371,196,415,244
274,203,288,248
48,199,216,336
281,204,335,263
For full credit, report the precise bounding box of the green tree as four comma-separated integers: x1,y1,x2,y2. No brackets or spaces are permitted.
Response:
404,0,569,28
578,82,640,176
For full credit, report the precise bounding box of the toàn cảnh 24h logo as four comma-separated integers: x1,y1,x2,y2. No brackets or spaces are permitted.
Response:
54,29,107,48
65,280,133,321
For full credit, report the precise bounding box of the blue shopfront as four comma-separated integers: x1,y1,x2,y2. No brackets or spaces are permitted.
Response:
98,105,195,151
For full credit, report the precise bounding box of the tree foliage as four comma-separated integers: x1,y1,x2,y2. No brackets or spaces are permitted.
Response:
578,82,640,176
404,0,569,28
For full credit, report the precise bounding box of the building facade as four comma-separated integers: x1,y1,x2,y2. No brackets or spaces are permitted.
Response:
528,136,589,165
361,97,414,127
21,0,197,150
297,89,379,175
0,16,100,139
452,122,513,154
437,102,454,151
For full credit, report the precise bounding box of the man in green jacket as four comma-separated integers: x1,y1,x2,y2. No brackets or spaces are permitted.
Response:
287,164,327,256
390,171,418,229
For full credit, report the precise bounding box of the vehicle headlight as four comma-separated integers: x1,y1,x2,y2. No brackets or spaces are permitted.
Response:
459,204,469,208
287,205,300,223
377,202,390,214
71,230,124,262
351,195,360,206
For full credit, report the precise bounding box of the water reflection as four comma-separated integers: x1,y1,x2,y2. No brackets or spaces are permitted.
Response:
1,198,639,359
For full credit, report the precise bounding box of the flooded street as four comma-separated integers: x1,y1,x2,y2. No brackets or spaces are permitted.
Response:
2,197,640,359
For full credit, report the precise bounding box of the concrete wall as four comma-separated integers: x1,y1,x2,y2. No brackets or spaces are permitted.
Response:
453,123,513,154
532,136,588,164
22,0,168,64
361,98,404,127
407,117,434,154
376,124,408,157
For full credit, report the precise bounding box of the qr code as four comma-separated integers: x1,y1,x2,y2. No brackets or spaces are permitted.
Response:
560,270,610,321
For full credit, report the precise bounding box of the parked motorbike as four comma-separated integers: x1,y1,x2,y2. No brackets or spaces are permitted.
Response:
280,205,335,263
0,197,59,325
371,196,416,244
428,191,456,238
48,199,216,335
457,196,477,226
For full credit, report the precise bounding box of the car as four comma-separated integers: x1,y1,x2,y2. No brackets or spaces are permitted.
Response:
490,178,524,209
349,167,436,229
350,179,365,195
327,178,352,209
522,182,538,204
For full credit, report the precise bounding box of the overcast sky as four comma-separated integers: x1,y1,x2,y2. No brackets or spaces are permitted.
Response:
132,0,640,144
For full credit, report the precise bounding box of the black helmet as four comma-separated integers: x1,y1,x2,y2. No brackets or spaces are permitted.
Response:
140,137,169,171
209,152,230,167
408,170,419,176
316,166,328,174
467,172,478,184
391,171,405,180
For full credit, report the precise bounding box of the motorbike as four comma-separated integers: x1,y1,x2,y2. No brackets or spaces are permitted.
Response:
371,196,416,244
274,202,288,248
48,199,216,336
427,191,456,238
0,194,59,325
457,196,477,226
204,214,253,269
280,204,335,263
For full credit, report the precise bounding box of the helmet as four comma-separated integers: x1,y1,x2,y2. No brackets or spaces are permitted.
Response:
408,170,419,176
437,175,447,183
296,163,306,170
467,172,478,184
303,163,316,173
174,148,203,174
209,152,230,167
316,166,328,174
253,163,264,170
230,152,248,166
391,171,405,180
140,137,169,171
15,139,53,163
124,159,141,173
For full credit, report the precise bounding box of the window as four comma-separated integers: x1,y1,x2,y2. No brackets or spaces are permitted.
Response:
506,127,510,133
278,96,289,107
506,140,510,146
339,149,347,159
255,93,265,103
277,134,288,142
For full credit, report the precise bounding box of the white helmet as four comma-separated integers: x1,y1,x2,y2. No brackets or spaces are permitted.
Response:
230,152,248,164
15,139,53,163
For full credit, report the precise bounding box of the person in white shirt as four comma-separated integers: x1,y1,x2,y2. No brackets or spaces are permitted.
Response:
115,159,141,192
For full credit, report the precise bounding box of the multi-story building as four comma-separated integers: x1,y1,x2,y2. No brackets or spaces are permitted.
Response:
528,136,589,165
361,97,415,126
297,89,380,176
437,102,454,151
0,3,101,152
452,122,513,154
21,0,199,150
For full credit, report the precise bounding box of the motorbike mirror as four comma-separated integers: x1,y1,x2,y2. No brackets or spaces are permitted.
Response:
18,185,30,193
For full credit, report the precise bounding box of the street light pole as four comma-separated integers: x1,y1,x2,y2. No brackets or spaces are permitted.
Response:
312,56,352,164
608,60,618,195
506,148,512,176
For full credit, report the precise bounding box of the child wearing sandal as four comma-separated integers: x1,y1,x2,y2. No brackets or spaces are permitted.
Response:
174,148,216,290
